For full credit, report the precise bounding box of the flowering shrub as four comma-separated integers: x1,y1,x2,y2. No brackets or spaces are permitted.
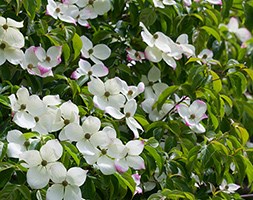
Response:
0,0,253,199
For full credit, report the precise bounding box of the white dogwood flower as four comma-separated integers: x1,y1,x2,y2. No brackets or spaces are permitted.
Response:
153,0,176,8
105,99,143,138
0,16,24,48
88,77,126,110
126,48,145,63
47,165,87,200
0,40,23,65
219,179,240,194
114,140,145,173
9,87,47,129
177,100,208,133
71,59,108,79
46,0,77,24
226,17,251,43
80,35,111,64
19,139,63,189
121,80,145,100
76,0,111,19
141,97,174,121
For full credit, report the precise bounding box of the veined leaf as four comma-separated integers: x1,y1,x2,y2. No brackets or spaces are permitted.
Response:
72,33,82,61
153,85,179,111
145,145,163,173
201,26,221,42
210,70,222,93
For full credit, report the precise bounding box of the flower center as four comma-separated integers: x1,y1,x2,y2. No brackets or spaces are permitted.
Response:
0,43,6,50
34,116,39,122
64,119,70,125
125,112,131,118
202,54,208,59
41,160,48,166
190,114,195,119
24,140,30,147
46,56,51,62
85,133,91,139
148,81,154,86
127,90,133,96
3,24,8,30
55,8,61,13
27,64,33,69
20,104,26,110
225,185,229,190
62,180,68,187
88,0,95,5
104,91,110,97
88,71,92,76
101,149,107,155
153,34,158,39
88,49,93,55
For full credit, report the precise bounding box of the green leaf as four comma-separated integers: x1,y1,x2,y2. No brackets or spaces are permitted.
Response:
221,0,233,18
205,9,219,25
0,95,10,107
244,157,253,185
234,125,249,146
201,26,221,42
210,70,222,93
0,168,14,189
23,0,39,20
220,94,233,107
0,184,31,200
62,43,70,64
228,72,247,97
114,172,135,196
161,189,195,200
63,143,80,166
139,8,157,27
93,30,111,44
145,145,163,173
72,33,82,61
153,85,179,111
243,68,253,81
185,57,202,65
211,141,228,155
146,121,169,132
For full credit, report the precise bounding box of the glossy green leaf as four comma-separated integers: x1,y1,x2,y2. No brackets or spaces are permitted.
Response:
201,26,221,42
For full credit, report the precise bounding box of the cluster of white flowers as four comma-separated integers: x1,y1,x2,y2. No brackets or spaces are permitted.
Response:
7,86,145,186
71,35,111,79
20,46,62,77
140,22,195,69
0,17,24,65
88,77,145,138
47,0,111,26
19,139,88,199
